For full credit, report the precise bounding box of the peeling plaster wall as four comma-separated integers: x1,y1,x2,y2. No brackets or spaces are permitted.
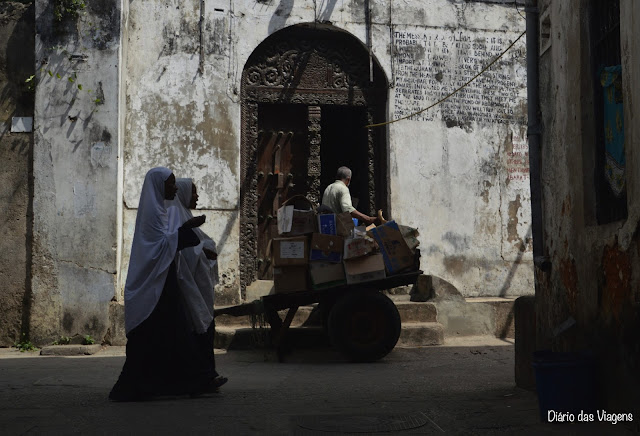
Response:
0,2,34,346
32,0,121,344
121,0,532,303
536,0,640,405
388,4,531,297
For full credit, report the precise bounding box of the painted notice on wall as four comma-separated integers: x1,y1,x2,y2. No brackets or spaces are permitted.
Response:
507,129,530,181
393,28,526,125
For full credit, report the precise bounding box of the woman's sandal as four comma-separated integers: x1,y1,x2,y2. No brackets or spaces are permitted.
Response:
212,376,228,389
189,376,228,398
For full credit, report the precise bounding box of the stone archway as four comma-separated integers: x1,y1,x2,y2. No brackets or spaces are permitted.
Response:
240,24,388,296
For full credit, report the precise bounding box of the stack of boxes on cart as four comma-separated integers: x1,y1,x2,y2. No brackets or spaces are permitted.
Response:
270,196,420,294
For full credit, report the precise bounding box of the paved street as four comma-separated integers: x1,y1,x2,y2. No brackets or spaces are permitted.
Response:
0,338,637,435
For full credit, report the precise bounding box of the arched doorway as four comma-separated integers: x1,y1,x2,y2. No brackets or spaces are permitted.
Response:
240,24,388,295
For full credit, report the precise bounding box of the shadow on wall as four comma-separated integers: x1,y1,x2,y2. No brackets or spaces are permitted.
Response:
265,0,340,34
212,209,238,263
496,224,533,339
268,0,294,34
498,224,532,298
317,0,339,23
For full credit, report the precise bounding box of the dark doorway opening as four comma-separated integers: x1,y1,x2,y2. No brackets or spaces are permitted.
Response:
320,106,370,215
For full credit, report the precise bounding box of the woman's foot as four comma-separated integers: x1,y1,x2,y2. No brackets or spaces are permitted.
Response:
212,376,228,389
189,376,228,398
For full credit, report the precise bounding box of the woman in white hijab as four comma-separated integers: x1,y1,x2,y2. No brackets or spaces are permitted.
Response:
109,167,222,402
166,178,226,391
167,178,219,334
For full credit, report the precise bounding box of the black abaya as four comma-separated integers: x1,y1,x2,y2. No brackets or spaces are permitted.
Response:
110,228,218,401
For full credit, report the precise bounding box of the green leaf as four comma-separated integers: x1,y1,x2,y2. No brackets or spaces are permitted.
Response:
68,77,75,83
56,73,61,79
77,84,83,90
48,70,53,77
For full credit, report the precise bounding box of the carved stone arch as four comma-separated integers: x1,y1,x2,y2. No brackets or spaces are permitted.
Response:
240,24,389,296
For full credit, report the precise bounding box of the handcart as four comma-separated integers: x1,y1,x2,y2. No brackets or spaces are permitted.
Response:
214,269,422,362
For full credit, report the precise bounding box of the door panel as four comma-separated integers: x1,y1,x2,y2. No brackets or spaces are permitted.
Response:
257,104,309,279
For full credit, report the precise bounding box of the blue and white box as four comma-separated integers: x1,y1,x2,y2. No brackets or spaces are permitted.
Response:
317,214,337,235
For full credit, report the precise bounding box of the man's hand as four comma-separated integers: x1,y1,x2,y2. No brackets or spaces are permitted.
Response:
203,248,218,260
364,215,377,225
184,215,206,229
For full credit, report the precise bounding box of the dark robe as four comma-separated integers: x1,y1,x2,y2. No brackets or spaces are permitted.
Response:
109,227,218,401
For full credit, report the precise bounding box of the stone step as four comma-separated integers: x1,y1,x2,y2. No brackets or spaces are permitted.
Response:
433,297,516,339
215,300,437,328
397,322,444,347
396,301,438,323
215,305,320,328
214,326,329,350
466,297,516,339
215,321,445,351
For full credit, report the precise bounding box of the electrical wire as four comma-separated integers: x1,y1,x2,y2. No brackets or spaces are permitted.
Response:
515,0,526,21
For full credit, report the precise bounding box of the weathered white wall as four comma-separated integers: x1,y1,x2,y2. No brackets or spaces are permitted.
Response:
388,3,530,297
120,0,532,301
32,0,121,343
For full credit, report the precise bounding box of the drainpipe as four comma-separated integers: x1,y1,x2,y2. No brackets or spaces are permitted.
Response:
365,0,373,83
525,0,546,268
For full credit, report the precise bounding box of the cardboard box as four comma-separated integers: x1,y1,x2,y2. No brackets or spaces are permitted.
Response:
277,205,316,236
398,224,420,252
273,266,308,293
336,212,355,237
271,236,309,267
309,233,343,263
343,236,377,260
343,253,386,285
368,221,415,275
317,213,337,235
309,262,346,290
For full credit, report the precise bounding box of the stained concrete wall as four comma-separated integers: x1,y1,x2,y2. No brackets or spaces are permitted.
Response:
0,1,34,347
536,0,640,405
29,0,532,343
120,0,532,306
31,0,121,343
121,0,241,305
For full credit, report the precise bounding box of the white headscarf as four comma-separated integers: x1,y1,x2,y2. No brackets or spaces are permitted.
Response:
166,178,218,334
124,167,181,334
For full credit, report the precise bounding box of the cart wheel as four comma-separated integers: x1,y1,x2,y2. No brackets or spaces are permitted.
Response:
327,290,401,362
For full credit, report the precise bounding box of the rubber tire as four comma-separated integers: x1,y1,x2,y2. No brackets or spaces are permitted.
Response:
327,290,401,362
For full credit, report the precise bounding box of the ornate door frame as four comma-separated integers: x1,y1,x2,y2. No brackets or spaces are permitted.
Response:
240,24,388,295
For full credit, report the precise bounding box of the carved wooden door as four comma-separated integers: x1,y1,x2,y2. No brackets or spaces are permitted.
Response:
256,104,310,279
240,25,388,294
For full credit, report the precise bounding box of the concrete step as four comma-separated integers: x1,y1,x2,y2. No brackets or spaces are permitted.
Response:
396,301,437,323
39,344,104,356
215,326,329,350
433,297,516,339
215,320,445,351
397,322,444,347
215,300,437,328
215,305,320,328
466,297,516,339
